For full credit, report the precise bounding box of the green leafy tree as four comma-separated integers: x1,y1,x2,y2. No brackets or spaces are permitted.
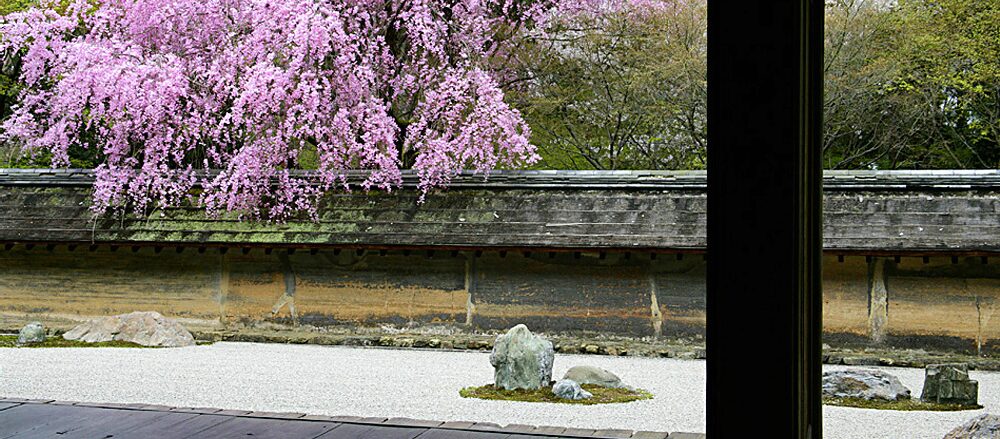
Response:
513,0,998,170
506,2,706,170
823,0,1000,169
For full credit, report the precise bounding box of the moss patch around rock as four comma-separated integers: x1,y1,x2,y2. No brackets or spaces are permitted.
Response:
823,397,982,411
459,384,652,405
1,334,153,348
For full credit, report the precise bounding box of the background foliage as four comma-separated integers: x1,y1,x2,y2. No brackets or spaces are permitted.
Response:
507,0,998,170
1,0,998,172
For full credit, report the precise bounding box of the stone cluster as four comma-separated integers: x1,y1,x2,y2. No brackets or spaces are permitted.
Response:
64,311,195,347
488,324,639,401
921,363,979,407
821,369,911,401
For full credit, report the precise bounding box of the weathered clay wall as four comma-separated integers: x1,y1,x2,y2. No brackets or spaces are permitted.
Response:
0,247,223,328
822,256,1000,355
0,248,996,354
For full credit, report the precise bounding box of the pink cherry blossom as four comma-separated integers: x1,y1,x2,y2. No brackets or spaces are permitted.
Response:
1,0,669,220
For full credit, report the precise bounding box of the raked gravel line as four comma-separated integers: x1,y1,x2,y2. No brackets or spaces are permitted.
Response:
0,342,996,438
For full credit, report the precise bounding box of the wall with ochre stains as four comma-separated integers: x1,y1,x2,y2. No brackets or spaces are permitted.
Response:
0,248,997,354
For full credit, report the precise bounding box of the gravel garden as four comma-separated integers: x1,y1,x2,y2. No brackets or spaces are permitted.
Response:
3,317,1000,438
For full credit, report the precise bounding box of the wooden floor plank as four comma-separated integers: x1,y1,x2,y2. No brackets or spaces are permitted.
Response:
0,404,71,436
183,416,339,439
532,426,568,435
56,408,176,438
387,417,444,428
107,412,203,438
410,429,511,439
500,424,537,434
0,404,106,438
0,402,674,439
316,423,428,439
126,414,235,438
440,421,479,430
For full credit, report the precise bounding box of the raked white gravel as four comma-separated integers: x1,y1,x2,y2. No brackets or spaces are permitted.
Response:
0,342,997,438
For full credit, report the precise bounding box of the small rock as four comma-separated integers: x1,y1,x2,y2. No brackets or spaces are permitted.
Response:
17,322,45,345
842,357,880,366
440,340,454,350
922,364,979,406
943,414,1000,439
563,366,624,388
490,324,554,390
677,351,698,360
822,369,911,401
63,311,194,347
427,338,441,348
583,344,600,354
552,379,592,400
557,344,576,353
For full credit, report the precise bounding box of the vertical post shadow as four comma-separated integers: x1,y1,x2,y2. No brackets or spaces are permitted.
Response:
707,0,824,437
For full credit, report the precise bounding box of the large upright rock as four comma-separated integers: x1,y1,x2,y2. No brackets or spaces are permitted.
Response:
17,322,45,345
922,364,979,406
943,414,1000,439
489,324,554,390
822,369,911,401
63,311,194,347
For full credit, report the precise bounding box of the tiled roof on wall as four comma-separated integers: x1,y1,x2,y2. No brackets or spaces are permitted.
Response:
1,169,998,253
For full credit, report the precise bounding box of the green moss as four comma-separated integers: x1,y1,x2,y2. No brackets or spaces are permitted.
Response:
0,335,214,348
823,397,982,411
0,335,153,348
459,384,653,405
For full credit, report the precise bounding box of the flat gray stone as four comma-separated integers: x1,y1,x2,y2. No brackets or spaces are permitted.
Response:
563,365,624,388
16,322,45,345
489,325,554,390
943,414,1000,439
822,369,910,401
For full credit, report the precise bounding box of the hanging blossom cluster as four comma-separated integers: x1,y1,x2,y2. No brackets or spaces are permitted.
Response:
0,0,576,220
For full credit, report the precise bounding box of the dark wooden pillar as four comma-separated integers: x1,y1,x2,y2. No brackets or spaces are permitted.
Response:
706,0,824,438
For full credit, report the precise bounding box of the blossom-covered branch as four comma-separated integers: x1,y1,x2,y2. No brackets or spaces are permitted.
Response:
1,0,571,219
